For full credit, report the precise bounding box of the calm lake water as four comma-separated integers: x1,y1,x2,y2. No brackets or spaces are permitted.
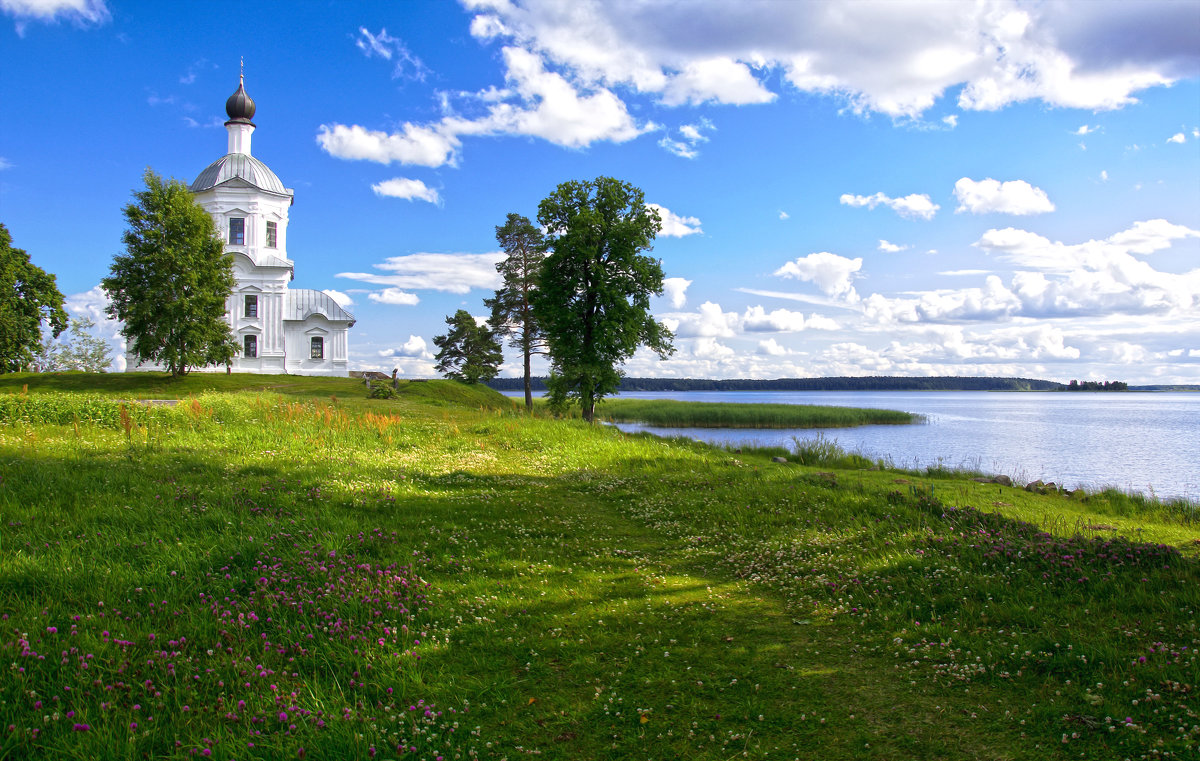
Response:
504,390,1200,501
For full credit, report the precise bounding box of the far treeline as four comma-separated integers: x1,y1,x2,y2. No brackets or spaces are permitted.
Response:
487,376,1134,392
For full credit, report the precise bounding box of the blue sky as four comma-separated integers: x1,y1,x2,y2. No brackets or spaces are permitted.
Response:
2,0,1198,383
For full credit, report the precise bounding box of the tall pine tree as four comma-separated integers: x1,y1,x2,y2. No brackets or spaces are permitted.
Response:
484,213,547,410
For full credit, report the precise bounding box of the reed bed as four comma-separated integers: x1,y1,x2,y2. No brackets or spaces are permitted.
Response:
595,397,919,428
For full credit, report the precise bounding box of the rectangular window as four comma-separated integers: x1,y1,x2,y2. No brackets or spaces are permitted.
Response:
265,221,277,248
243,335,257,359
229,218,245,245
244,294,258,318
310,337,324,360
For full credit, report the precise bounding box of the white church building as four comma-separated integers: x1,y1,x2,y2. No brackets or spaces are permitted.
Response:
134,75,354,375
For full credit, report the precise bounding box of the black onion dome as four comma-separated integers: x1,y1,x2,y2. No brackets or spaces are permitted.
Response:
225,77,256,124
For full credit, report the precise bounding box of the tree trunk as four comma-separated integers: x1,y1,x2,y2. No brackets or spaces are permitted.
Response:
581,381,594,423
523,347,533,411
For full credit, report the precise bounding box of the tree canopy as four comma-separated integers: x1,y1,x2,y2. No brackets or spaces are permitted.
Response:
103,169,238,376
533,177,674,422
0,222,68,373
433,309,503,384
483,213,547,410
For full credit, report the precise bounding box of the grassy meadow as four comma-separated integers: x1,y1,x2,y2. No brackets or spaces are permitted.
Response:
0,373,1197,760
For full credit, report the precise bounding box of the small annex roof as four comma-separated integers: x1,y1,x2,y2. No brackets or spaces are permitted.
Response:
190,153,290,196
285,289,356,326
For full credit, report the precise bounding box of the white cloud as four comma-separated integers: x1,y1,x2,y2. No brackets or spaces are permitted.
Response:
1074,124,1098,135
461,0,1189,120
778,211,789,220
368,288,420,306
1,0,108,33
741,305,810,332
355,27,429,81
1100,170,1108,181
378,335,432,359
953,177,1055,215
659,117,714,158
1167,132,1186,144
840,192,939,220
661,277,691,308
690,336,736,360
316,123,461,168
963,219,1200,318
371,177,440,204
942,114,958,128
0,157,11,170
340,252,505,294
660,301,738,338
758,338,788,356
660,57,775,106
775,251,863,302
439,45,652,149
647,203,702,237
321,289,354,307
878,239,908,252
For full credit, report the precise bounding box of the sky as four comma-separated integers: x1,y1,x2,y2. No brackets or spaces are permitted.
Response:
2,0,1198,384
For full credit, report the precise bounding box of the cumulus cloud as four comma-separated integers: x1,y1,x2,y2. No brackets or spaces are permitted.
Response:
840,192,939,220
740,305,810,332
378,335,433,359
774,251,863,302
1167,132,1186,144
778,211,789,220
371,177,440,204
2,0,108,33
321,289,354,307
758,338,788,356
840,218,1200,324
317,123,461,168
878,239,908,252
339,252,506,294
953,177,1055,215
461,0,1190,120
368,288,420,306
660,301,739,338
661,277,691,309
647,203,702,237
1074,124,1098,135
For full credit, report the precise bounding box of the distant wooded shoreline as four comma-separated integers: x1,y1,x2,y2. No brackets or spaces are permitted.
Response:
486,376,1196,392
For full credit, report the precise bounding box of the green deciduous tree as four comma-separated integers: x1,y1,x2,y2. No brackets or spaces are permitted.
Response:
38,316,113,372
433,309,503,384
533,177,674,422
484,213,548,411
103,169,238,376
0,222,68,373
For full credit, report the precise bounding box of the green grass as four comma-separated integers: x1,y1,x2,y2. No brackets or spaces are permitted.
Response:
0,374,1196,760
592,398,919,428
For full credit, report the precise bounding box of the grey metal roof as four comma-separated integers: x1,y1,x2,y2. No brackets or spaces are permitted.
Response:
190,153,289,196
285,289,355,326
256,254,294,269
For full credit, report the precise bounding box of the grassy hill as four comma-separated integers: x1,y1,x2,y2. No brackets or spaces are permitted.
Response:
1,374,1196,759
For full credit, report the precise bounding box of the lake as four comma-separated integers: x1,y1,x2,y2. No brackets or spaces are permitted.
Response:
504,390,1199,501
